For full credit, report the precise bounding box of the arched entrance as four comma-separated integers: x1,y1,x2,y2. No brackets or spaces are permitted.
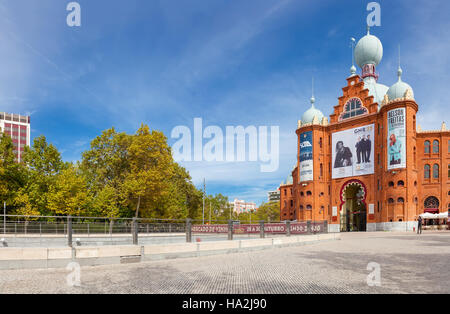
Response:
424,196,440,214
340,180,367,232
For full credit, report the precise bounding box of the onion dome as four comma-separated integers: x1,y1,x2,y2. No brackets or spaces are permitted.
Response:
364,77,389,105
387,67,414,101
301,96,325,124
354,28,383,68
286,174,293,185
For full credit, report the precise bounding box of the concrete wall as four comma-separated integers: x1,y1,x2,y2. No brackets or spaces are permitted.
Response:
0,233,341,270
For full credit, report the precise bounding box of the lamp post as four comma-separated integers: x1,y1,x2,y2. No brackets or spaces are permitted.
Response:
3,202,5,235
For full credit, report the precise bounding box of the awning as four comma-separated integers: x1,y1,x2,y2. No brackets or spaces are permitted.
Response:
420,213,438,219
420,212,449,219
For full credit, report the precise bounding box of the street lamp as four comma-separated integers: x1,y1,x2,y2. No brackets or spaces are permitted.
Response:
250,209,255,225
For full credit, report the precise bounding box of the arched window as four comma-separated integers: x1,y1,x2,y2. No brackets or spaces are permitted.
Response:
306,191,312,196
448,164,450,179
397,197,405,203
424,164,431,179
424,141,431,154
398,181,405,187
339,98,368,120
388,198,395,204
299,205,304,211
433,140,440,154
448,204,450,211
388,181,394,187
424,196,439,209
306,205,312,210
433,164,439,179
300,191,304,197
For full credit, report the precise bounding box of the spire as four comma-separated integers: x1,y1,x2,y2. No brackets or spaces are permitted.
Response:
367,24,370,35
310,77,315,107
397,45,403,81
350,37,357,76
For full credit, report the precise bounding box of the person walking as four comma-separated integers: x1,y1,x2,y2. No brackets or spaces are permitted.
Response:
417,216,423,235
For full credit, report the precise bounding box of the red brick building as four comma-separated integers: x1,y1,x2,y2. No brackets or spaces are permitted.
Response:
280,29,449,232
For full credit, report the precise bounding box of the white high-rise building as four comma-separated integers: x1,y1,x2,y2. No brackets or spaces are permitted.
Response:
0,112,31,163
230,199,257,214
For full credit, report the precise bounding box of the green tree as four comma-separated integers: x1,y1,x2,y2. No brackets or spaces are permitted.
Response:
47,164,91,216
123,124,174,218
0,135,26,206
254,201,280,223
20,136,66,216
81,128,132,217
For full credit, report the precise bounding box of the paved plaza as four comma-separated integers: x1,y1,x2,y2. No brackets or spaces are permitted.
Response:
0,232,449,294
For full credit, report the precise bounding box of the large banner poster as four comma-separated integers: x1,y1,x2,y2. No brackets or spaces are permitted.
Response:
299,131,313,182
332,124,375,179
387,108,406,170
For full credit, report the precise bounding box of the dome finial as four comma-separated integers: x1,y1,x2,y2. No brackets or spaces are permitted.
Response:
350,37,356,76
367,24,370,35
310,77,315,106
397,45,403,81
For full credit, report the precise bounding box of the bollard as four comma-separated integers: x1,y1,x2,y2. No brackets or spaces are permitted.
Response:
67,216,73,247
307,220,312,234
228,220,233,241
286,221,291,237
259,221,265,239
186,218,192,243
132,218,138,245
323,220,328,234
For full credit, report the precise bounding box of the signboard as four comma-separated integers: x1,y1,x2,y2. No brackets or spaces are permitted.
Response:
290,222,308,234
332,124,375,179
299,131,314,182
192,225,228,233
191,223,324,234
387,108,406,170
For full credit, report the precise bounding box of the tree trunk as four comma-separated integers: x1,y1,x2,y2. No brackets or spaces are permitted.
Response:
135,195,141,218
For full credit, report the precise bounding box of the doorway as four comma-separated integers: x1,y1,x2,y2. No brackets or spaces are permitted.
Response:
340,182,367,232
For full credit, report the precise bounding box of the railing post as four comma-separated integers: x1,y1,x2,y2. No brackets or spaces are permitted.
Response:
132,218,138,245
307,220,312,234
323,220,328,234
286,221,291,237
67,216,73,247
186,218,192,243
259,221,265,238
228,220,233,241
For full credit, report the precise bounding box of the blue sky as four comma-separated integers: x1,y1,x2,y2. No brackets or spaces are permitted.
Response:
1,0,449,204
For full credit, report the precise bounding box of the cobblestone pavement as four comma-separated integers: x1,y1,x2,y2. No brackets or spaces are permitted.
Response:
0,232,449,294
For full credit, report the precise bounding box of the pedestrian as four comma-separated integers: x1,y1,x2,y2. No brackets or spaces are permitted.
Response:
417,216,423,235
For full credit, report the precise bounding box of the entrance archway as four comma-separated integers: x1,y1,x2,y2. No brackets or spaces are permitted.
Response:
424,196,439,214
340,179,367,232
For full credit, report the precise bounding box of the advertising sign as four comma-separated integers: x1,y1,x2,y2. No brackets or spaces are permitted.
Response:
299,131,314,182
332,124,375,179
387,108,407,170
192,225,228,233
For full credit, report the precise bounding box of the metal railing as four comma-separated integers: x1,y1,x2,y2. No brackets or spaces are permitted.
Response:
0,215,328,248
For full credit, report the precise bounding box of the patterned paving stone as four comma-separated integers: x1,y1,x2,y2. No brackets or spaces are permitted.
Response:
0,232,448,294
